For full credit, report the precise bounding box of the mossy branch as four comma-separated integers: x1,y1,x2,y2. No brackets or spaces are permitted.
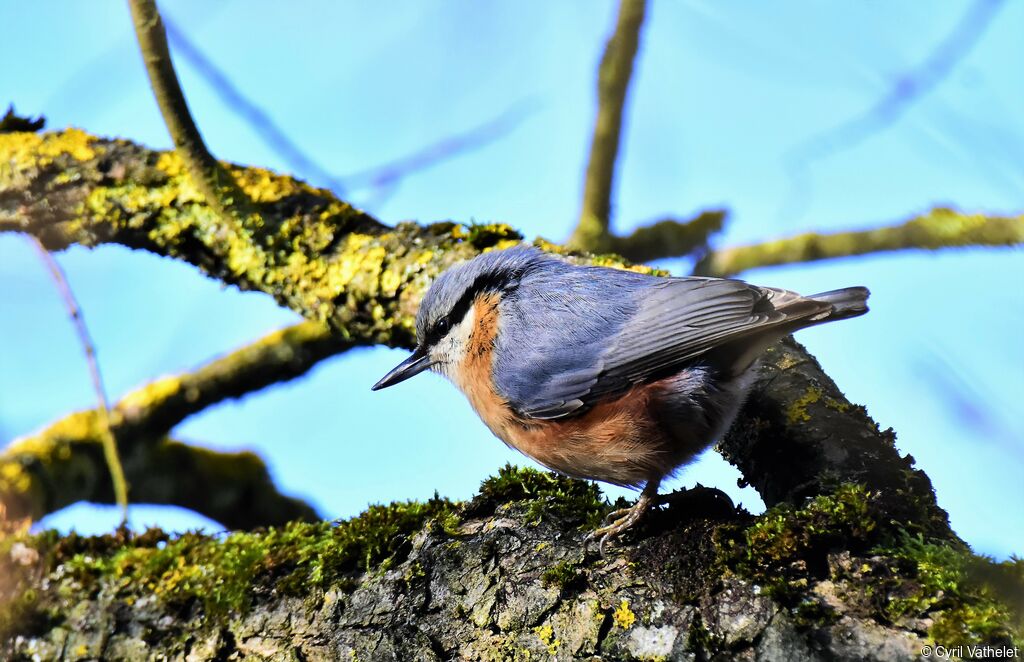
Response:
127,0,253,230
568,0,647,251
695,207,1024,277
0,320,346,523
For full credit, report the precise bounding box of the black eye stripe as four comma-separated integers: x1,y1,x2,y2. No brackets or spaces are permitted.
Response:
424,270,508,347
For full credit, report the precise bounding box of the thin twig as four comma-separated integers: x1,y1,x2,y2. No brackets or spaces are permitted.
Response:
127,0,251,223
568,0,647,251
28,237,129,522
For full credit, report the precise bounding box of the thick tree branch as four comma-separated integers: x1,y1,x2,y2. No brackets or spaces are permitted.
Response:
695,207,1024,277
0,320,347,523
0,129,956,540
569,0,646,251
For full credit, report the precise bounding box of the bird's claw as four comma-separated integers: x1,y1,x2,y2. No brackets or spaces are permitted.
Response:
584,492,656,557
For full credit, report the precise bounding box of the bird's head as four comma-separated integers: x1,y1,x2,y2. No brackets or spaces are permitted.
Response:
371,245,550,390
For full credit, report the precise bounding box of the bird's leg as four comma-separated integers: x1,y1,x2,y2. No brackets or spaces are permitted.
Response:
586,478,662,556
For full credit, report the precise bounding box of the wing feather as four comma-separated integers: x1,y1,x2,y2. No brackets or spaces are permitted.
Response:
503,276,830,420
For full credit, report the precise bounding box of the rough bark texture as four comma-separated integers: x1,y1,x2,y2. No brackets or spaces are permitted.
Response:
2,470,1019,661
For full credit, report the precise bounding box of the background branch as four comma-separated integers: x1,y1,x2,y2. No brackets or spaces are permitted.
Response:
695,207,1024,277
0,320,347,523
605,209,726,263
785,0,1006,170
127,0,252,226
568,0,647,251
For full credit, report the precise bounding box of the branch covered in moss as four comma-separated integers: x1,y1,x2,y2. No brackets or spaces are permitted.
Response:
568,0,646,250
0,128,953,539
695,207,1024,277
722,337,951,539
2,470,1019,658
0,320,346,523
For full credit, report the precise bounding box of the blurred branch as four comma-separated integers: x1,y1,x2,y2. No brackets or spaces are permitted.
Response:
162,16,339,192
785,0,1005,169
338,100,538,201
132,439,320,528
163,17,534,202
0,320,347,524
568,0,647,251
695,207,1024,277
606,209,726,263
128,0,253,226
28,237,128,522
1,430,317,529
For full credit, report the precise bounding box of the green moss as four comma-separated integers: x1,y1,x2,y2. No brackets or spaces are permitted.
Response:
476,464,609,529
5,496,457,629
541,558,583,590
718,484,879,602
872,534,1022,646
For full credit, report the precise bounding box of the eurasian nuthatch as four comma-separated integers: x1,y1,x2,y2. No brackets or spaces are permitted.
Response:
373,245,869,549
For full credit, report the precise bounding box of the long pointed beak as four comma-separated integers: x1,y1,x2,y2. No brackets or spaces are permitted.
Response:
371,347,434,391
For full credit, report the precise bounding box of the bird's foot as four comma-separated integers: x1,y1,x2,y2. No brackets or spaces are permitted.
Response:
585,491,657,557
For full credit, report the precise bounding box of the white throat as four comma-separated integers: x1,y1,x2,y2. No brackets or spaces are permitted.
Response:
428,304,477,387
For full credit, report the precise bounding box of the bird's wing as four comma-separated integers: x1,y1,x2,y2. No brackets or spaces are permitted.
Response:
498,277,830,420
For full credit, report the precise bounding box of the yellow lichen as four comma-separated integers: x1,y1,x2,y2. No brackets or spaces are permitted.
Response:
613,598,636,629
117,376,182,412
786,386,823,425
533,624,560,655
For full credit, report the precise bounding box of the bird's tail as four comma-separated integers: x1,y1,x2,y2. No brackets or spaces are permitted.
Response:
809,286,870,321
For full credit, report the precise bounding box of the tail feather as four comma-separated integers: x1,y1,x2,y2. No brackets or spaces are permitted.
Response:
810,286,870,321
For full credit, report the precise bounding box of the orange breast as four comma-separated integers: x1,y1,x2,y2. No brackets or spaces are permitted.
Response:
455,295,692,488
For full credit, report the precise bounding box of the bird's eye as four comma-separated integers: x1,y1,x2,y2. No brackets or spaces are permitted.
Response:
434,317,452,336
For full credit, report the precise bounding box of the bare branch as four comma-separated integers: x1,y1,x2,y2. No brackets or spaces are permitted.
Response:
568,0,647,251
695,207,1024,277
0,320,348,524
27,237,128,522
127,0,253,225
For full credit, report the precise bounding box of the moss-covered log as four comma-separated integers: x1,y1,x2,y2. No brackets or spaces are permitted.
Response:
1,127,951,536
1,468,1020,660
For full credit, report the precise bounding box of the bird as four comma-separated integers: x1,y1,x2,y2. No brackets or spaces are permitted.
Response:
372,245,869,551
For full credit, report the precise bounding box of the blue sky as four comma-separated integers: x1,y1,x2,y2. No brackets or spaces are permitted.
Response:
1,1,1021,559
